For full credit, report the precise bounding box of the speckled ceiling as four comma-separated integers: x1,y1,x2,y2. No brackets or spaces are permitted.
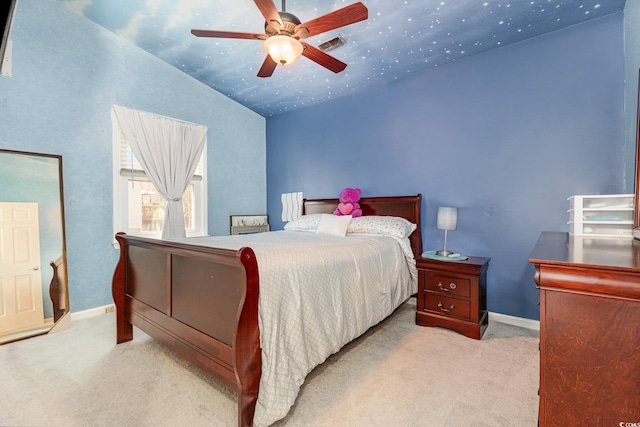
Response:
58,0,625,117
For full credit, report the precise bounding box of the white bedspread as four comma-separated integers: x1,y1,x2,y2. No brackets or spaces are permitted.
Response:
178,230,417,426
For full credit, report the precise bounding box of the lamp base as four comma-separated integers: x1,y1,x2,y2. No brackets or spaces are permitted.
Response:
436,250,454,257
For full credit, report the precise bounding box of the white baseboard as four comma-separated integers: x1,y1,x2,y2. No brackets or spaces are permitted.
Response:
70,304,115,321
68,304,540,332
489,311,539,331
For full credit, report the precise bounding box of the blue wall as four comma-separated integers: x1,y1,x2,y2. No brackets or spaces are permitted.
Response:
0,0,266,313
266,13,625,320
0,1,627,321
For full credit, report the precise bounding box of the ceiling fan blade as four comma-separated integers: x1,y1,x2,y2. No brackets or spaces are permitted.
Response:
254,0,282,28
295,2,368,38
191,29,266,40
301,42,347,74
257,55,278,78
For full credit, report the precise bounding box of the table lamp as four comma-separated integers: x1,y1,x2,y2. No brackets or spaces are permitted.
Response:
436,207,457,257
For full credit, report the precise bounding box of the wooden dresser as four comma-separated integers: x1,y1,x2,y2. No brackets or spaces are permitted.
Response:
529,231,640,426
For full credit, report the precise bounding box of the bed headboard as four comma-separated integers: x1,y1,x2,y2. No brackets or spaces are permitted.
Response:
303,194,423,256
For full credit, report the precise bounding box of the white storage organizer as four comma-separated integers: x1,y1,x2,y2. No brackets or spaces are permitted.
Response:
568,194,634,237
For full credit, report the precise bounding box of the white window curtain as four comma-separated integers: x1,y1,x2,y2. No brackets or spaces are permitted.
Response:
112,105,207,239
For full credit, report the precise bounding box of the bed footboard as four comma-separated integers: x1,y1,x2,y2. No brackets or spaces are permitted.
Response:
112,232,260,427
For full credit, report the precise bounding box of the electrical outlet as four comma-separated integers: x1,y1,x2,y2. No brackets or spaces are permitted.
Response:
105,305,115,313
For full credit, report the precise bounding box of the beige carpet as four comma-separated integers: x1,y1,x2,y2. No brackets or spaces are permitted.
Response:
0,298,539,426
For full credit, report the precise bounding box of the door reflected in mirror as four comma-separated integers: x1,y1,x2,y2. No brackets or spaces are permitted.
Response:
0,149,68,344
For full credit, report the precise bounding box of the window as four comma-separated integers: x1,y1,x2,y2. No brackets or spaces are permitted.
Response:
112,111,207,244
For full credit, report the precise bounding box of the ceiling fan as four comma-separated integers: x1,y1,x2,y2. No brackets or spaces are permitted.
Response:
191,0,368,78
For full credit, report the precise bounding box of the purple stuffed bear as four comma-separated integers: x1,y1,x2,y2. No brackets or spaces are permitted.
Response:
334,187,363,217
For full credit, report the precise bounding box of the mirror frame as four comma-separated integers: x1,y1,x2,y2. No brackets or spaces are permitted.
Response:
635,69,640,232
0,148,69,342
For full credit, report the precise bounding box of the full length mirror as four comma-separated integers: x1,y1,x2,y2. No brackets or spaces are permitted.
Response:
0,149,69,344
635,70,640,234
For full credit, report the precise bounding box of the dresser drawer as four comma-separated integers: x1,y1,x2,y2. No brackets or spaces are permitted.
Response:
424,273,470,298
424,292,470,321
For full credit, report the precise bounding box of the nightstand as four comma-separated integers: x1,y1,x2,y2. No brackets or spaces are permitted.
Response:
415,255,490,339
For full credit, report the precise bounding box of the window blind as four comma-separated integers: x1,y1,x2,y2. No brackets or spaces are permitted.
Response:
117,129,204,179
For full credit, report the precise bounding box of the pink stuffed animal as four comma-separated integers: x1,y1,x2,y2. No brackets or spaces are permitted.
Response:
334,187,363,217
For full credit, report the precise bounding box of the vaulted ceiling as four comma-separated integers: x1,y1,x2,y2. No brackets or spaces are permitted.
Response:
58,0,626,116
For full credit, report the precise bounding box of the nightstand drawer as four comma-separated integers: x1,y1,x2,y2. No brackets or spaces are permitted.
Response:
424,273,470,298
424,292,470,320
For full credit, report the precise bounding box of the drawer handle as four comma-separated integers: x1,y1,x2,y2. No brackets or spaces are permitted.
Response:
437,302,455,313
437,281,457,292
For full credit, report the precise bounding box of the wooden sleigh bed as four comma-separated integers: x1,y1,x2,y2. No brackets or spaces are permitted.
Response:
112,194,422,427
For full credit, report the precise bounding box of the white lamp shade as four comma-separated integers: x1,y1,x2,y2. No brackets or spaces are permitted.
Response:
437,207,458,231
264,35,304,66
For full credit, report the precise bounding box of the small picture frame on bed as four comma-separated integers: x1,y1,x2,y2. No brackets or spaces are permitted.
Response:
230,214,270,235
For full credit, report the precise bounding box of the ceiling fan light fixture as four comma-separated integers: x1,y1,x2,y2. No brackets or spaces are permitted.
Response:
264,35,303,66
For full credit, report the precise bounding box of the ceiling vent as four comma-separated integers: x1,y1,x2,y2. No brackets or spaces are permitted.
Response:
318,35,345,52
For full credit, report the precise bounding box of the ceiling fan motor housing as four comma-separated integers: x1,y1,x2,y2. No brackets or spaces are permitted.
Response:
265,11,301,36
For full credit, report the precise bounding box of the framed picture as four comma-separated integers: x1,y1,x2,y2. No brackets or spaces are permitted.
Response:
230,215,269,235
230,215,269,227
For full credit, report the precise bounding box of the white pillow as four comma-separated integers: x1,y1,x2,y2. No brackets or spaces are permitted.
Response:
284,214,323,232
347,215,416,239
316,214,352,237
